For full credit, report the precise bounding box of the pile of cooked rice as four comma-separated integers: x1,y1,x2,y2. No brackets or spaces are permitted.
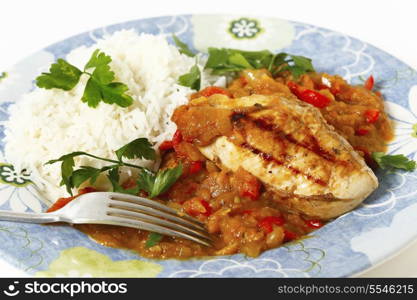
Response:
3,30,223,201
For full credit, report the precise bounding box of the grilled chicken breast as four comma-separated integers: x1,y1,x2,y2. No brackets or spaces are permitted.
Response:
173,93,378,219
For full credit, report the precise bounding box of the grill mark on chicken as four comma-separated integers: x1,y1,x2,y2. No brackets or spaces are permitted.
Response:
253,117,336,161
231,111,348,166
240,142,328,186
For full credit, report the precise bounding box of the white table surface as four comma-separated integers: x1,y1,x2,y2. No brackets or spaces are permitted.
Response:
0,0,416,277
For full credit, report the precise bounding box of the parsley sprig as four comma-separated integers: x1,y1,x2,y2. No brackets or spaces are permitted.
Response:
178,64,201,90
46,138,182,196
172,36,315,91
172,35,201,91
172,35,196,57
204,48,314,78
36,49,134,108
372,152,416,171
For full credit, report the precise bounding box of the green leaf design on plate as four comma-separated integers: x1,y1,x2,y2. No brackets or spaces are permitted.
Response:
0,225,44,272
0,163,32,187
35,247,163,277
284,237,325,275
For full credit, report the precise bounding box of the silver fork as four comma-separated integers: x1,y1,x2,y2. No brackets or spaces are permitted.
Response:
0,192,212,246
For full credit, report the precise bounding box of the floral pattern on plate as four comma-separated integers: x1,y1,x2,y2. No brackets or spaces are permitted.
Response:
191,15,294,52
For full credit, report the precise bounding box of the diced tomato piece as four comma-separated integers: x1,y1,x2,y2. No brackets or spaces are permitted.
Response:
159,140,174,151
316,84,329,90
287,81,331,108
241,180,261,201
200,199,212,217
364,75,374,90
172,130,183,146
364,109,380,124
287,81,300,94
356,128,370,136
240,76,248,86
235,169,262,201
305,219,324,229
160,130,182,152
184,197,212,217
188,161,203,174
47,187,97,212
258,216,285,234
329,80,341,95
284,230,298,242
199,86,232,98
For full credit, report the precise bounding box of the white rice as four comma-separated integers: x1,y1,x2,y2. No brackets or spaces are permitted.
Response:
3,30,223,201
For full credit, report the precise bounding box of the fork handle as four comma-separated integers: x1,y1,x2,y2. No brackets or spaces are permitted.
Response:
0,210,61,224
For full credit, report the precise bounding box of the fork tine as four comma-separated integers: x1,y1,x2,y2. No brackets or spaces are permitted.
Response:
108,193,204,226
108,199,206,232
103,214,212,246
107,206,212,241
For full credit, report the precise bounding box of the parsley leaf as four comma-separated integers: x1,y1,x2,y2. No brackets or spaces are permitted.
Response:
36,59,82,91
137,164,183,198
172,35,195,57
46,151,118,194
84,49,113,71
178,64,201,90
46,151,87,194
37,49,134,108
145,232,163,248
273,53,315,78
107,167,140,195
82,78,102,108
205,48,246,74
115,138,156,162
372,152,416,171
82,50,133,108
71,165,115,188
204,48,314,78
99,82,134,107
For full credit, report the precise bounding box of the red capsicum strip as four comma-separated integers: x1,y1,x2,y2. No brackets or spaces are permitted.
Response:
159,140,173,151
356,128,369,136
364,75,374,90
199,86,232,98
185,198,212,217
189,161,203,174
172,130,183,146
258,216,285,234
364,109,380,124
159,130,183,151
241,179,261,201
305,219,324,229
287,81,331,108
